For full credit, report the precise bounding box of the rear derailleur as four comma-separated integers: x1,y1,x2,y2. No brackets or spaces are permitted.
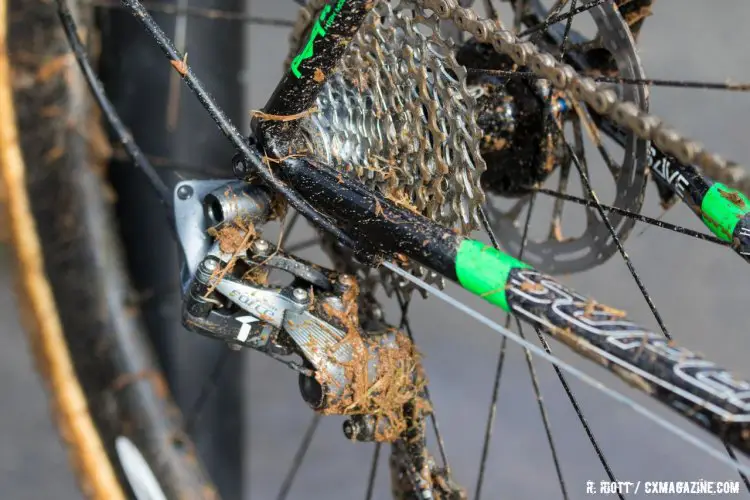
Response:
173,179,463,499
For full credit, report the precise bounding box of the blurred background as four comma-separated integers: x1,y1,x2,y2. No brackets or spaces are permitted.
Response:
2,0,750,498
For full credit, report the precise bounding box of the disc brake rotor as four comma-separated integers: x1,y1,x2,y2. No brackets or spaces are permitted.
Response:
481,0,649,274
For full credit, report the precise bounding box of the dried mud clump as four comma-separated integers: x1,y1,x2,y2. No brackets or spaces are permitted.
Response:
241,266,269,287
206,186,259,254
208,218,256,255
315,278,429,442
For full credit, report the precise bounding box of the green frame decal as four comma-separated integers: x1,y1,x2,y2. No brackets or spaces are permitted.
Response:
455,239,531,312
290,0,347,79
701,183,750,242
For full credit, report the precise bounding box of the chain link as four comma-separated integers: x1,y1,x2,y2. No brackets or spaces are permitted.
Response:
289,0,749,196
422,0,749,193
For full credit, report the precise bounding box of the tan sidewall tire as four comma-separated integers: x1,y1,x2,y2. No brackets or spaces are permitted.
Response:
0,1,125,497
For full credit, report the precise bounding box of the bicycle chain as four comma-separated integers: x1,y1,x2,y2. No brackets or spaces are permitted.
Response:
423,0,750,194
289,0,749,197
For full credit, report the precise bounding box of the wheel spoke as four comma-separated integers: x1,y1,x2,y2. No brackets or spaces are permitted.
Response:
592,75,750,92
365,443,382,500
277,414,322,500
280,210,301,249
478,205,502,249
512,0,528,33
570,99,621,177
504,194,532,220
565,38,604,54
558,0,578,56
475,195,536,498
569,115,600,226
516,318,569,500
165,0,189,131
111,147,229,176
548,155,572,241
571,116,595,179
527,0,569,43
467,68,750,92
724,442,750,493
533,326,623,499
483,0,500,21
534,188,728,245
57,1,173,213
185,348,234,433
518,0,609,37
284,237,321,254
474,335,508,500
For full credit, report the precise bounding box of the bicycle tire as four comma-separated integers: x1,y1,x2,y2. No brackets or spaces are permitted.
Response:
0,1,219,498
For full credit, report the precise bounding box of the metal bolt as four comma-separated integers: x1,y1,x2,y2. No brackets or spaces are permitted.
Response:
252,239,270,256
232,154,249,178
202,258,218,272
195,258,220,285
292,288,309,303
176,184,194,200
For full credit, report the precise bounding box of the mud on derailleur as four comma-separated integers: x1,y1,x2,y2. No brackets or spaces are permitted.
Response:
173,179,463,498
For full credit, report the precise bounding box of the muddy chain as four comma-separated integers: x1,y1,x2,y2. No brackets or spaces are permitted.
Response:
422,0,749,195
290,0,749,197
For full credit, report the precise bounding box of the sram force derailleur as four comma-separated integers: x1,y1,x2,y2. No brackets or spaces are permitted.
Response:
173,179,464,498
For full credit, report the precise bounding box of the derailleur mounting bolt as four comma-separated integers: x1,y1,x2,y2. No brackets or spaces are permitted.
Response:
252,239,270,256
292,288,310,304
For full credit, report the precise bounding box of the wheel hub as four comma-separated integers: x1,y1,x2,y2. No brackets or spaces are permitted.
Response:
458,40,570,196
